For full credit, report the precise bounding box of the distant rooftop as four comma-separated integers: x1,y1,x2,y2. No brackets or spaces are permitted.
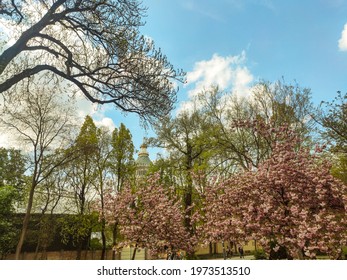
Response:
136,144,152,177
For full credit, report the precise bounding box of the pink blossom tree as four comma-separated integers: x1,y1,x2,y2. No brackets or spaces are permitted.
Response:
103,174,194,259
248,139,347,259
201,123,347,259
194,173,254,254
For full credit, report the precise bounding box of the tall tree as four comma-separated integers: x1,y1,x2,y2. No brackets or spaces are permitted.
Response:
111,123,135,192
316,91,347,187
93,126,113,260
102,123,135,259
0,0,185,123
331,154,347,185
152,110,211,257
63,115,98,259
316,91,347,152
197,81,314,172
0,77,76,259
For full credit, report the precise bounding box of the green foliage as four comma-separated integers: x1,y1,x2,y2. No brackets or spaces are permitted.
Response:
35,215,58,253
67,115,99,215
268,241,290,260
254,249,267,260
0,186,18,258
111,123,135,191
331,153,347,184
0,147,26,191
0,185,16,214
319,91,347,152
58,213,99,247
342,246,347,259
89,238,103,250
149,156,178,188
76,115,98,157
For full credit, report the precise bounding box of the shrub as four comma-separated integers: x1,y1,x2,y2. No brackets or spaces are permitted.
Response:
254,249,267,260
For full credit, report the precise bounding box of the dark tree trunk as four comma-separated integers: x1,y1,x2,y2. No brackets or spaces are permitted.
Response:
15,173,38,260
131,243,138,260
100,219,106,260
112,223,118,260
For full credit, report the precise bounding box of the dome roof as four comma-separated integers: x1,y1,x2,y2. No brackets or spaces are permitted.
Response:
136,144,152,166
136,156,152,166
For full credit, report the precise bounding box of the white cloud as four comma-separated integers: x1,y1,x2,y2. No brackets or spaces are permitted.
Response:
338,23,347,51
0,133,12,149
73,94,116,132
75,94,98,121
94,117,116,132
178,52,254,115
186,52,253,97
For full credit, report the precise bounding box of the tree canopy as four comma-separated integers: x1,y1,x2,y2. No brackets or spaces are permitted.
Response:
0,0,185,123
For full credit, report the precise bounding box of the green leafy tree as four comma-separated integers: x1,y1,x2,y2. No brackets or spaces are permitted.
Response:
197,81,314,172
0,147,26,191
63,115,99,259
331,154,347,185
316,92,347,197
317,91,347,152
152,110,211,258
59,213,99,257
0,185,18,259
111,123,135,192
94,123,135,260
0,147,26,258
93,126,113,260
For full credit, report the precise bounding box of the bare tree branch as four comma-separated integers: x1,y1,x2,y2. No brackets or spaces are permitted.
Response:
0,0,185,124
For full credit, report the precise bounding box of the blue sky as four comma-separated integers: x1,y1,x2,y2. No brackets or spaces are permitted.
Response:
1,1,347,159
140,0,347,98
101,0,347,158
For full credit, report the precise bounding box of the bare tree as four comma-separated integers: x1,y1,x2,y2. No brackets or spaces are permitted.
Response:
0,77,76,259
0,0,185,124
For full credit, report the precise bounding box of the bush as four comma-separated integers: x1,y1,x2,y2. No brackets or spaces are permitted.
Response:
269,241,290,259
89,238,103,250
342,247,347,260
254,249,267,260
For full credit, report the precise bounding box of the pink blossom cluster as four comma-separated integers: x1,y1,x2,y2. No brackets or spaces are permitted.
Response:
97,121,346,259
199,125,347,259
102,174,194,257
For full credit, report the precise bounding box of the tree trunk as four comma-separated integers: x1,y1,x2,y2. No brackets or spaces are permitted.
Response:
100,219,106,260
34,239,41,260
112,223,118,260
15,180,36,260
222,241,226,260
76,241,83,260
296,248,304,260
131,243,138,260
184,146,195,259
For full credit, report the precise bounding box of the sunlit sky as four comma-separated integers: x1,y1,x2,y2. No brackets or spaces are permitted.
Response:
100,0,347,158
2,0,347,159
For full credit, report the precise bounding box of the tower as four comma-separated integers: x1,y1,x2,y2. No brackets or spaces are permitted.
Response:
135,143,152,178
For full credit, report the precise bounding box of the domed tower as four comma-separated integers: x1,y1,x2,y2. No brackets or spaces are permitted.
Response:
136,143,152,178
